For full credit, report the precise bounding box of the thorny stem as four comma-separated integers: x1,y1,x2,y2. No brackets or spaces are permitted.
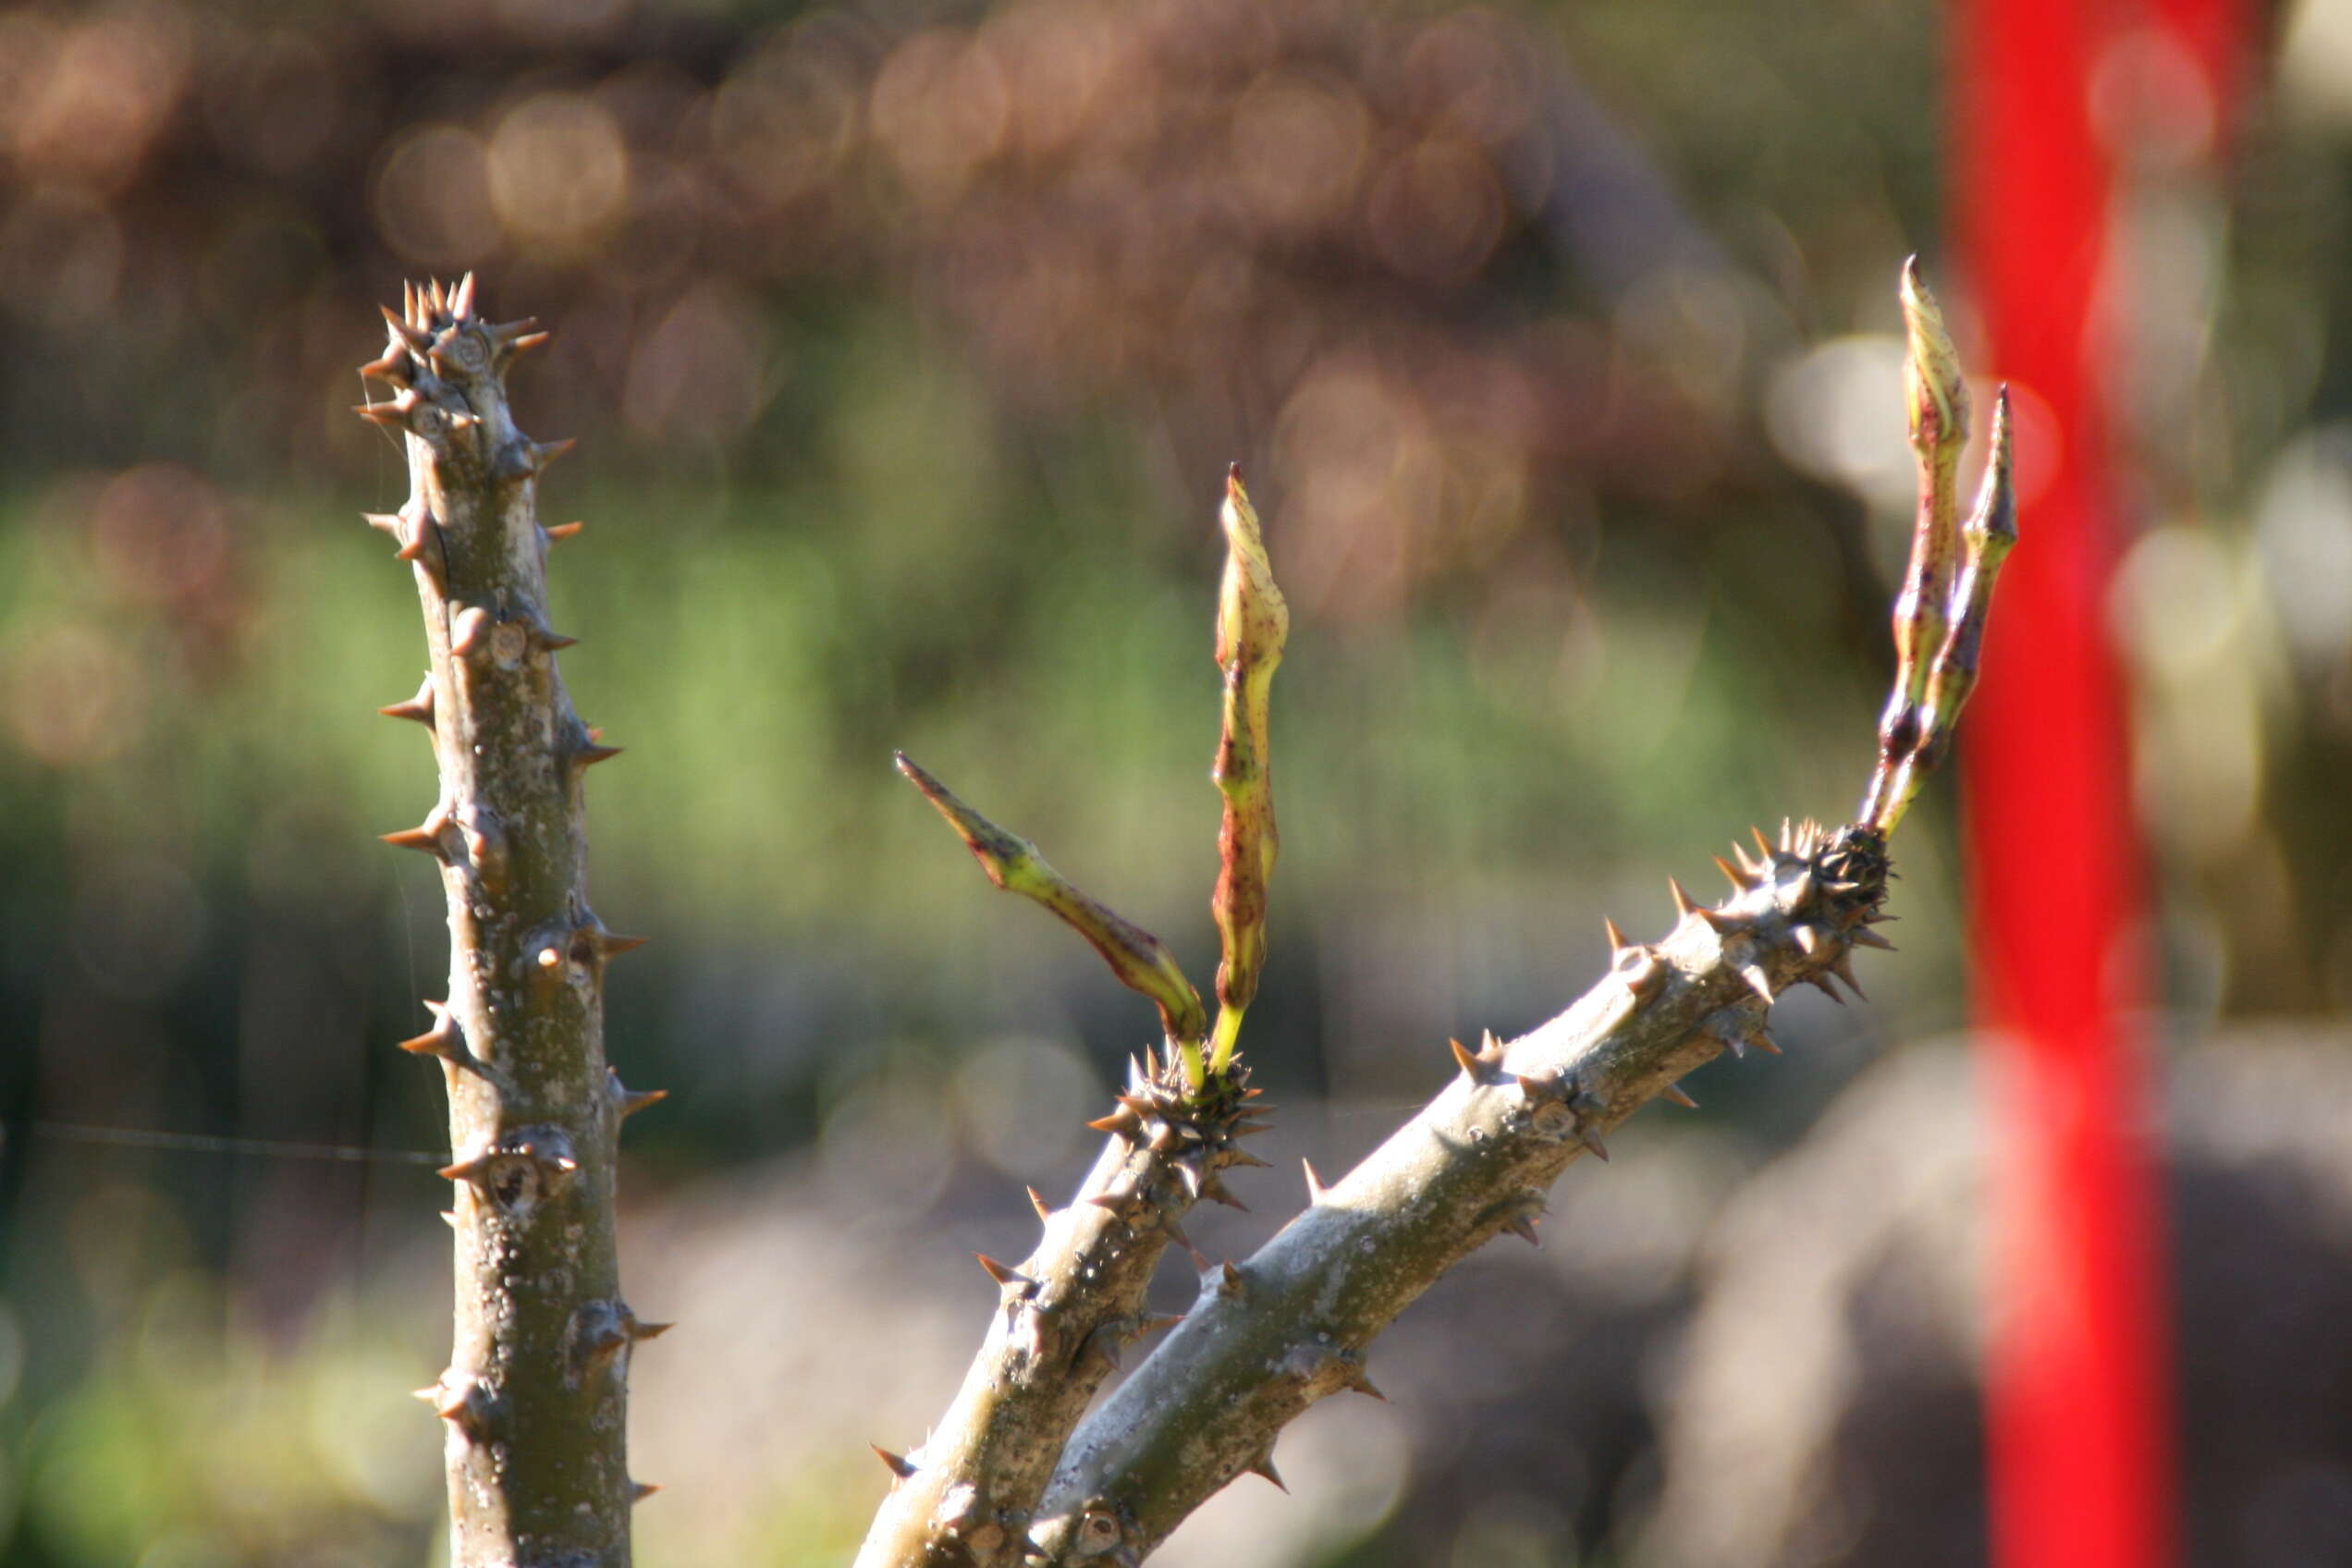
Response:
357,278,659,1568
1031,825,1891,1564
852,1047,1266,1568
868,262,2015,1566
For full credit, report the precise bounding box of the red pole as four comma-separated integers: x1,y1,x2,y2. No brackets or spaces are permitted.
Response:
1953,1,2190,1563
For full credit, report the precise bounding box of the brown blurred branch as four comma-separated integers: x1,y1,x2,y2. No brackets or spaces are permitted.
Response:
357,278,657,1568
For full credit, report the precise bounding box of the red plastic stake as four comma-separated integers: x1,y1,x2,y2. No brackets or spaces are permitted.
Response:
1953,0,2194,1564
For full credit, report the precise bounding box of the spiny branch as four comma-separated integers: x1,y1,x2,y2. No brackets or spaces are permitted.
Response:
358,276,659,1568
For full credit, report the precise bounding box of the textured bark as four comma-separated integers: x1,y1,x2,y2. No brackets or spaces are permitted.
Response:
1029,826,1892,1563
854,1055,1266,1568
358,278,655,1568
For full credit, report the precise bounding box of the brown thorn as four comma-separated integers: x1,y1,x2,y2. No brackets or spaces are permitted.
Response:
1247,1451,1287,1492
378,675,435,728
615,1079,668,1120
574,742,625,768
1086,1108,1141,1136
1851,928,1897,951
379,303,431,352
1749,1027,1783,1056
872,1446,917,1480
1663,1082,1698,1109
1203,1178,1248,1212
631,1482,662,1504
1830,951,1867,997
974,1254,1032,1290
1737,962,1774,1005
450,271,477,318
1224,1147,1273,1169
1603,916,1629,954
545,520,585,543
1669,877,1697,918
381,821,447,856
595,931,651,960
1714,854,1751,892
1302,1158,1327,1204
1577,1126,1611,1163
359,349,410,386
1027,1186,1053,1224
397,1000,463,1061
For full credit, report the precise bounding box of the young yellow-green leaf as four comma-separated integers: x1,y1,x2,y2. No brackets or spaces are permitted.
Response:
896,752,1208,1047
1208,466,1289,1076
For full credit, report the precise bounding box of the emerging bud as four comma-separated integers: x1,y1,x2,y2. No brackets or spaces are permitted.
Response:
1860,261,2020,836
1208,466,1290,1078
896,753,1208,1048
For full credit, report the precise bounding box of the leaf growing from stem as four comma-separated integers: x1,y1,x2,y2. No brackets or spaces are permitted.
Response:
1208,466,1289,1079
897,752,1208,1049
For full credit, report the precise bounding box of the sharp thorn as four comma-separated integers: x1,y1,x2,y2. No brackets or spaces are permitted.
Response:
1603,916,1629,953
450,270,477,317
1669,877,1697,918
1502,1215,1540,1246
1738,962,1775,1005
545,520,586,543
381,822,447,855
1247,1451,1287,1491
631,1481,662,1504
1714,854,1751,892
1203,1179,1248,1212
617,1083,668,1120
1663,1082,1698,1109
1028,1186,1053,1224
1302,1158,1327,1204
1830,952,1868,997
379,304,431,351
1749,1027,1783,1055
378,675,435,727
1792,925,1821,955
1851,928,1896,950
1577,1127,1611,1162
397,1000,463,1060
974,1254,1031,1290
872,1446,917,1480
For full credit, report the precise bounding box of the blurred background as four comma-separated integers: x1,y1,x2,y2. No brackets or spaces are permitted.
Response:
2,0,2350,1563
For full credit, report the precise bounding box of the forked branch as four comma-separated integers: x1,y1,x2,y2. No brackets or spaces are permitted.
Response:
863,263,2016,1568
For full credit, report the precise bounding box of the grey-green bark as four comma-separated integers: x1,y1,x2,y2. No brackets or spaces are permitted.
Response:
853,1054,1264,1568
359,278,656,1568
1027,825,1891,1563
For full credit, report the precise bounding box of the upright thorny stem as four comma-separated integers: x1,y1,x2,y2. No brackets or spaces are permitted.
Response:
356,278,662,1568
859,262,2019,1568
858,471,1287,1568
